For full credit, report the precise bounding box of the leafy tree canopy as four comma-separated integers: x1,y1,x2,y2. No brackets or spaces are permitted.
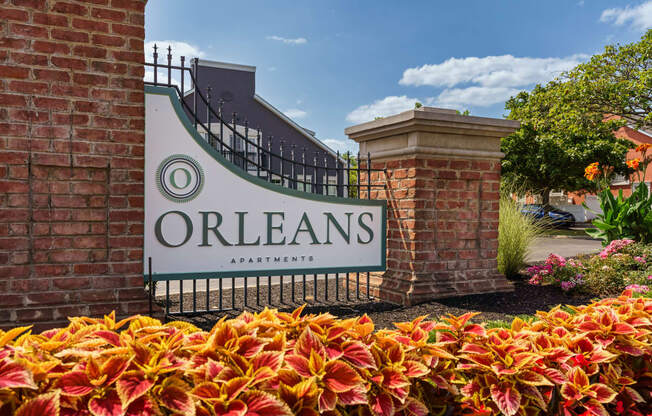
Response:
564,29,651,130
503,78,632,205
502,32,652,203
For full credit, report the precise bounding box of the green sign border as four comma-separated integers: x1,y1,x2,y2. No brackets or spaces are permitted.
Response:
144,85,387,281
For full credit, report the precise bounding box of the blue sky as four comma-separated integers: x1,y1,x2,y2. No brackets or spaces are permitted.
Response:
145,0,651,153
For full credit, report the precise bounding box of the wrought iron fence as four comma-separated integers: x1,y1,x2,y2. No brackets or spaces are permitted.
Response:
144,45,385,319
144,44,384,199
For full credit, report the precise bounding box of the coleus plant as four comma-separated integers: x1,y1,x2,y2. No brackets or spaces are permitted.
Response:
0,292,650,416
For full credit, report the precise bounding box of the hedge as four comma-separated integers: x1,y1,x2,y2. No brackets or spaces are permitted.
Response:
0,291,650,416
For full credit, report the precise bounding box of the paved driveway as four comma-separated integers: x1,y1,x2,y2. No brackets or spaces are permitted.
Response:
527,237,602,263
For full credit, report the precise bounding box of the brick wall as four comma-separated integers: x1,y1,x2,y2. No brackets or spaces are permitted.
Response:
0,0,149,330
347,108,518,306
359,156,510,305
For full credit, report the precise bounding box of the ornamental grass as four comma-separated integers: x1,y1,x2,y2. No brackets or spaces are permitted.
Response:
498,192,550,278
0,292,650,416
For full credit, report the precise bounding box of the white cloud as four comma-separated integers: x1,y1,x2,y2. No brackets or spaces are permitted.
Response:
323,139,358,155
143,40,206,91
143,69,180,87
346,95,430,124
284,108,308,119
268,66,277,71
600,1,652,30
266,35,307,45
399,54,587,89
396,54,588,107
144,40,206,65
435,87,521,107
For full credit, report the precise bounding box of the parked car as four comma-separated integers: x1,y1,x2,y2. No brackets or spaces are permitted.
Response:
521,204,575,228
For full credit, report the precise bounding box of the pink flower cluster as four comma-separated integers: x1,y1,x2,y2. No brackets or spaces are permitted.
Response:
545,253,566,267
527,254,568,285
560,274,584,292
625,284,650,293
527,263,553,285
568,259,584,268
598,239,635,259
634,256,646,264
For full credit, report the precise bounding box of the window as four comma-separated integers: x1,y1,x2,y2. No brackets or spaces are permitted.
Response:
322,175,338,195
270,174,289,188
297,174,312,193
612,173,629,185
246,142,259,172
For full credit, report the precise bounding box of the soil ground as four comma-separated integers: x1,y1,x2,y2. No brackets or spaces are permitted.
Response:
159,277,596,331
155,235,606,331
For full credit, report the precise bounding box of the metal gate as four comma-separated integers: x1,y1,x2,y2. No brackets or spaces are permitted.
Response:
144,45,386,320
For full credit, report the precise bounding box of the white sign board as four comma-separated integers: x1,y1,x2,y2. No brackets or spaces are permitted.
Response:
144,86,386,280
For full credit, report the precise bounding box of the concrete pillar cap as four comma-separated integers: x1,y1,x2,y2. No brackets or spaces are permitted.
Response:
345,107,520,161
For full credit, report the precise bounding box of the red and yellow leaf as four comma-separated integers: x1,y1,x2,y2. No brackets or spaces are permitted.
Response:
285,354,312,377
517,370,554,386
370,392,394,416
342,341,376,369
15,391,60,416
59,371,93,396
116,371,154,408
88,390,123,416
295,327,325,358
318,388,337,412
490,383,521,416
101,355,131,386
124,396,159,416
582,398,609,416
0,358,36,389
585,383,617,403
337,384,368,406
401,397,429,416
244,390,293,416
0,326,32,348
323,361,362,393
159,384,195,415
402,360,429,378
251,351,284,373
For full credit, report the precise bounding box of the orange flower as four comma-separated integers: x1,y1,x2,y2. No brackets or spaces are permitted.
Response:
635,143,651,153
584,162,600,181
626,158,640,170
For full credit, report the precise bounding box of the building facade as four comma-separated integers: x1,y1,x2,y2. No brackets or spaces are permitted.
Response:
183,59,346,196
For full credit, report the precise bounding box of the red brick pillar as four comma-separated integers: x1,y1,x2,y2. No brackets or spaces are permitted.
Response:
346,107,520,305
0,0,149,330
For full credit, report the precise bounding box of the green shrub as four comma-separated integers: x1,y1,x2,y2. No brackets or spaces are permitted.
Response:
583,145,652,244
585,183,652,244
498,193,549,277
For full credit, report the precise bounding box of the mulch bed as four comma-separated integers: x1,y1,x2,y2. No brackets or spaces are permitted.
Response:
157,277,596,331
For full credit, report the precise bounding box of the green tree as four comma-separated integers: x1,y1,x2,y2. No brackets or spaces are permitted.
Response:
342,152,359,198
564,29,651,129
503,81,632,206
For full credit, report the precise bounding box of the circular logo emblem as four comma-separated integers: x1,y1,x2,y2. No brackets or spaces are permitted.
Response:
156,155,204,203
